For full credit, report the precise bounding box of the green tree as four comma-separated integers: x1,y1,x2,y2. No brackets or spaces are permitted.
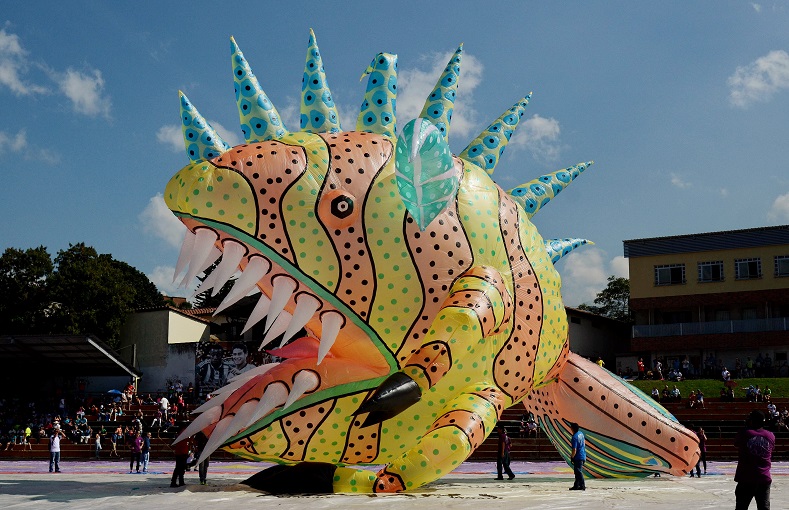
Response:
44,243,164,347
577,276,632,323
0,246,54,333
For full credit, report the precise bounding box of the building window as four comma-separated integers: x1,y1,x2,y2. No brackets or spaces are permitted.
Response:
776,256,789,277
655,264,685,286
735,258,761,280
698,261,724,282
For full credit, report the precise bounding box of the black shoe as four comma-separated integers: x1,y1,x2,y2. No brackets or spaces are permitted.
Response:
170,484,178,488
494,477,504,480
508,475,515,480
179,482,185,487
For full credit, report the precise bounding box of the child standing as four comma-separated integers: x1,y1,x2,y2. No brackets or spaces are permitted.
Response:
94,433,102,459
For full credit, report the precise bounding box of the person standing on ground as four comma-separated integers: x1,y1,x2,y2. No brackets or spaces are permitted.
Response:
49,428,65,473
569,422,586,490
141,431,151,473
697,425,708,475
94,433,102,460
170,432,190,488
129,431,143,473
194,431,210,485
494,423,515,480
734,410,774,510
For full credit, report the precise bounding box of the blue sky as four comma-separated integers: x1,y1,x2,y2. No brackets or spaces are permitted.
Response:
2,1,789,307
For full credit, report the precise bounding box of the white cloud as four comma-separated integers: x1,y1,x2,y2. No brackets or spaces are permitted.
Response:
768,191,789,221
728,50,789,108
719,188,729,198
751,3,762,13
0,28,48,96
670,173,692,189
139,193,186,249
147,265,189,298
0,129,27,153
396,49,484,142
157,119,242,153
58,68,111,118
558,248,627,307
510,114,562,163
610,256,630,278
157,125,184,152
0,128,58,164
210,119,242,148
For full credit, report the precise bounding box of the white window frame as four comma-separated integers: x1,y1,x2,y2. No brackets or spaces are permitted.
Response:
698,260,724,283
655,264,685,286
735,258,761,280
775,256,789,277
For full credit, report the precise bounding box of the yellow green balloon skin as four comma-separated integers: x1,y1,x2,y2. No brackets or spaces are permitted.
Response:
163,33,700,494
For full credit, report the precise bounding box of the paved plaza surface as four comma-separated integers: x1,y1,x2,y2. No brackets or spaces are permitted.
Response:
0,459,785,509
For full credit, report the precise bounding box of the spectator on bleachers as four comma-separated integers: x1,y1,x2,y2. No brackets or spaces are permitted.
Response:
721,367,731,382
766,402,779,424
696,389,705,409
688,391,697,408
651,388,660,400
763,386,772,403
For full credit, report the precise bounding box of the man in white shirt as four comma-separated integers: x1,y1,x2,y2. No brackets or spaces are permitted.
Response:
49,428,65,473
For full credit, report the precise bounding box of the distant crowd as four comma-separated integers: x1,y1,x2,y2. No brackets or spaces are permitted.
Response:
0,380,193,453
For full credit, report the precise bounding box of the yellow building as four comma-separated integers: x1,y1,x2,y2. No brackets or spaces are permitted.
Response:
623,225,789,377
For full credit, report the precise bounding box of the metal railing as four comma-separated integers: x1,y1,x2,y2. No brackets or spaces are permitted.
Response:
633,317,789,338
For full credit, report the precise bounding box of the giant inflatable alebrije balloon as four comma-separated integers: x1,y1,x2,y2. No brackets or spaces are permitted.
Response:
167,30,699,493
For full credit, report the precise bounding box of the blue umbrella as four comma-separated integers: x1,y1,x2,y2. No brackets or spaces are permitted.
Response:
107,389,123,395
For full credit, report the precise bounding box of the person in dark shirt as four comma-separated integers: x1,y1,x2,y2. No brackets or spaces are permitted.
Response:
734,410,775,510
171,430,191,488
494,422,515,480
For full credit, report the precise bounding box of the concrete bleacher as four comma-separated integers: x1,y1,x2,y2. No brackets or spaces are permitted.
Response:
4,397,785,463
468,398,789,462
0,402,235,462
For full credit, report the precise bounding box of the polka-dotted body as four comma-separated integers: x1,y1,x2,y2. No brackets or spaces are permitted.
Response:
166,129,695,493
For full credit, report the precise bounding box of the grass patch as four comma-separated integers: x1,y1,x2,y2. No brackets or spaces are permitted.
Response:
630,378,789,400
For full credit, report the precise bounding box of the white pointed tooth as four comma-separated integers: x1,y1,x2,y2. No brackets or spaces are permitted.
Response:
196,415,234,465
283,370,320,409
180,229,219,286
192,363,279,415
243,382,289,430
190,394,226,415
210,363,276,399
266,277,298,328
215,256,271,315
190,265,219,298
263,310,291,348
224,362,278,385
280,294,321,347
174,406,221,443
317,311,344,364
180,245,220,290
241,293,271,336
173,230,196,283
221,400,258,440
211,240,246,297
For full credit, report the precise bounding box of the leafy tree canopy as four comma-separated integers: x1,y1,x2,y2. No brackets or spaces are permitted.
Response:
0,242,164,348
577,275,632,323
